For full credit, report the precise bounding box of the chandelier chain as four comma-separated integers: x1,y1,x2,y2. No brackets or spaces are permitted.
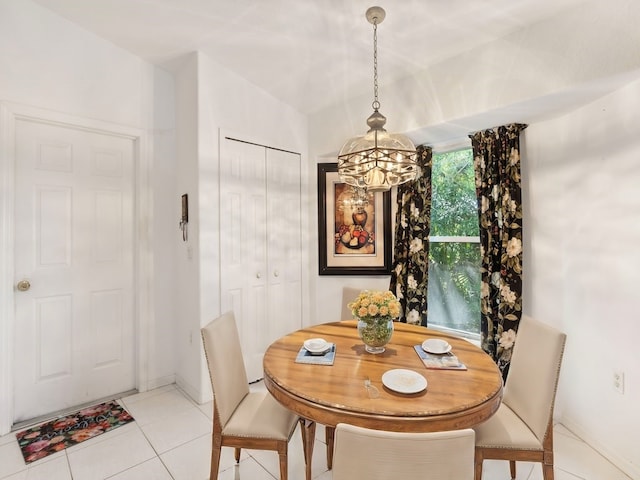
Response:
372,19,380,111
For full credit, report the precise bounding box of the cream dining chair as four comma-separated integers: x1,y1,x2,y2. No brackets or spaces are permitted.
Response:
474,315,567,480
201,311,307,480
341,286,361,320
332,423,476,480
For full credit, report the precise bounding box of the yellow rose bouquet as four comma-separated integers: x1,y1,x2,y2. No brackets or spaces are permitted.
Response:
348,289,401,322
348,290,400,353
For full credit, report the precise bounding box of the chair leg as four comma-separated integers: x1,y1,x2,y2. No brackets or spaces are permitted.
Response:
474,450,483,480
278,446,288,480
325,426,335,469
234,447,241,463
542,425,555,480
299,418,316,480
210,434,222,480
509,460,516,479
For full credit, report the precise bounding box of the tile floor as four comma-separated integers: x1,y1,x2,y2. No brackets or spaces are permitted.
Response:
0,382,632,480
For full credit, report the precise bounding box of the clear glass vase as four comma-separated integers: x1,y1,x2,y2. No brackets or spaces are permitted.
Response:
357,317,394,354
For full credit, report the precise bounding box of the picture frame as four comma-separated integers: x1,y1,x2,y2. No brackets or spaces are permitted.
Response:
317,163,392,275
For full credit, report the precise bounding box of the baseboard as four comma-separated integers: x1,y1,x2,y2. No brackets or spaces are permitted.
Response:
561,416,640,480
175,373,205,404
146,374,175,392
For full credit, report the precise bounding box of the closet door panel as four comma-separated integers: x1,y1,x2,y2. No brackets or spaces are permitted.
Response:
220,139,268,381
266,149,302,341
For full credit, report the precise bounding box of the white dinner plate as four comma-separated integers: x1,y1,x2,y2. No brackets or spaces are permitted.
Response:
422,338,452,354
304,338,330,354
381,369,427,394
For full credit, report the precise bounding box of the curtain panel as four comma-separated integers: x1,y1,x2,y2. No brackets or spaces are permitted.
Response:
389,145,433,326
470,123,527,381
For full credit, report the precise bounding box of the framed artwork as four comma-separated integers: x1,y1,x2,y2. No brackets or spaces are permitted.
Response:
317,163,392,275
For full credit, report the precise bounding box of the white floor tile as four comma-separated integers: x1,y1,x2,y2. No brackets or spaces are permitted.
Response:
314,471,333,480
0,433,17,447
247,423,331,480
106,457,173,480
67,425,156,480
217,457,276,480
555,423,581,441
315,423,327,443
554,428,633,480
2,456,72,480
160,432,259,480
119,385,176,406
197,401,213,420
527,464,585,480
139,406,211,454
249,381,268,393
121,388,195,427
480,459,534,480
160,433,213,480
0,436,32,479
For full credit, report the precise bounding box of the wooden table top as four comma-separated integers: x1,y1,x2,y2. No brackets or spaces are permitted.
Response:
263,320,503,432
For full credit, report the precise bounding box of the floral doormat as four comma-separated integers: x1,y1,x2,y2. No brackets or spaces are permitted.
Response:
15,400,134,463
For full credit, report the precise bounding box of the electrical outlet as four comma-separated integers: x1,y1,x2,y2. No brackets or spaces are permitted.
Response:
613,370,625,394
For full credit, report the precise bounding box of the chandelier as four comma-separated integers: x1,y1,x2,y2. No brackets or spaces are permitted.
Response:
337,6,419,192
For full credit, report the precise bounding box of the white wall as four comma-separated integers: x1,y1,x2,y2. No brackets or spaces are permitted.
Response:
171,54,201,401
522,79,640,478
148,61,179,391
308,0,640,159
0,0,144,127
0,0,178,422
307,0,640,329
171,52,309,402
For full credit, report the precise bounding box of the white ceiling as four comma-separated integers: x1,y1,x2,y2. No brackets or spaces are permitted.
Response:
31,0,599,116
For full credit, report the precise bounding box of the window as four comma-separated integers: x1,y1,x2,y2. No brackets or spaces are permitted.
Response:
427,148,480,338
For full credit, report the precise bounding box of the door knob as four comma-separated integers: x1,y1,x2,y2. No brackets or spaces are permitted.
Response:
16,279,31,291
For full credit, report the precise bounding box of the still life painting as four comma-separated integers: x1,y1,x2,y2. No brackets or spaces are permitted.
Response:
318,163,391,275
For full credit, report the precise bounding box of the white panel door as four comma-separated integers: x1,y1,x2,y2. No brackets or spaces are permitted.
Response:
13,119,135,423
220,139,268,382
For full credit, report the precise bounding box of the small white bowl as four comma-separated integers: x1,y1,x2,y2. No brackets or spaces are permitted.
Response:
421,338,451,354
304,338,330,354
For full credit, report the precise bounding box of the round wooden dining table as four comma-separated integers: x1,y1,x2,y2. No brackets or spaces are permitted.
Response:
263,320,503,480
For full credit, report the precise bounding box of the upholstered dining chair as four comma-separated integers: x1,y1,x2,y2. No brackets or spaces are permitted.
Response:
332,423,476,480
201,311,306,480
341,286,362,320
474,315,567,480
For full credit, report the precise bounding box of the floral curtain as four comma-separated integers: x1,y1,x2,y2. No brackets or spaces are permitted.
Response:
470,123,527,381
389,145,432,326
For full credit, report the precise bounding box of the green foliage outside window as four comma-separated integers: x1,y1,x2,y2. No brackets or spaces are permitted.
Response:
428,148,481,333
